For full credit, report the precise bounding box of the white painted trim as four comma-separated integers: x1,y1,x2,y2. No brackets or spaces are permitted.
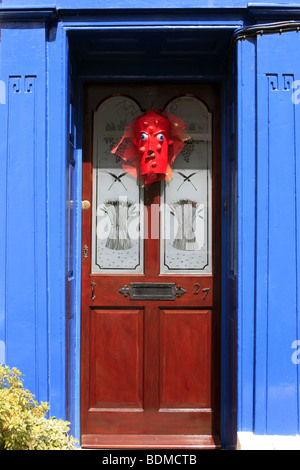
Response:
237,432,300,450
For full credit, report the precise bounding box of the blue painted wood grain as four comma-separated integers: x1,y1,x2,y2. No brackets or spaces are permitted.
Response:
255,32,300,435
46,22,69,421
0,24,48,402
237,38,257,434
233,30,300,438
0,22,70,424
221,51,239,449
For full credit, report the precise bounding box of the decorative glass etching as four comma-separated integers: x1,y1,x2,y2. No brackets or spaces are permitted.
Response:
92,96,144,273
160,96,212,274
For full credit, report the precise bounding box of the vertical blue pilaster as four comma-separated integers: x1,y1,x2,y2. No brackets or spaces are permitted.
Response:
236,38,257,434
46,21,69,421
0,23,48,402
0,20,70,424
237,31,300,436
255,32,300,435
221,51,239,449
0,23,7,367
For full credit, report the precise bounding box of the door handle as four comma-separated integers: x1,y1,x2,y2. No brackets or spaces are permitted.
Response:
82,200,91,210
91,282,96,300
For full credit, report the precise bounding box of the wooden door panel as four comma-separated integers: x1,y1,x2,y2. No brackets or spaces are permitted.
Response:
83,304,216,440
84,408,213,436
81,433,218,449
88,308,144,410
160,309,211,409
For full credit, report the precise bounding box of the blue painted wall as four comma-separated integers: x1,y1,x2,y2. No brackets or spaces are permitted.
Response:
0,20,70,421
236,38,256,434
256,31,300,435
237,31,300,435
0,23,49,400
1,2,300,447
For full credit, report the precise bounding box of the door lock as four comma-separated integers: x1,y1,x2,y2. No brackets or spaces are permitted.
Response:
83,245,89,260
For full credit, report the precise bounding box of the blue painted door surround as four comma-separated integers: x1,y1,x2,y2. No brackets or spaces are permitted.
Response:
238,30,300,436
1,3,300,448
0,18,70,420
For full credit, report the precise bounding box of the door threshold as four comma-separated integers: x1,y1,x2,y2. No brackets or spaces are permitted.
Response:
81,434,221,449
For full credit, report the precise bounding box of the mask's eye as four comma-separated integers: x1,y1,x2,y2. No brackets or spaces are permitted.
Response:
140,133,148,141
157,133,165,142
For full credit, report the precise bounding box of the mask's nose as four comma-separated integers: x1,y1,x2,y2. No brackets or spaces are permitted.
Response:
147,150,155,157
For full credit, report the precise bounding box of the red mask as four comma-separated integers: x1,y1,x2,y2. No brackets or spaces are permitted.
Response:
134,111,172,186
112,109,188,187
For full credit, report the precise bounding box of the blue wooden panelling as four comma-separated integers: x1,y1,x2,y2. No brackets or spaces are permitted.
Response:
46,22,69,420
221,52,238,450
236,38,257,433
234,30,300,438
0,24,48,401
0,21,70,424
254,31,300,435
65,70,82,441
0,41,7,367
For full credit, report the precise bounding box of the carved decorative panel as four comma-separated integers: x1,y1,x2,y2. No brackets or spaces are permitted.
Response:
160,309,211,409
89,308,144,410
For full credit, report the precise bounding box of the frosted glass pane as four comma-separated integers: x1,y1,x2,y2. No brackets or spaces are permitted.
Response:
92,96,144,274
160,96,212,274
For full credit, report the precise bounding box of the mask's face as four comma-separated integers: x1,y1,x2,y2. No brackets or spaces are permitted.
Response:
134,111,172,183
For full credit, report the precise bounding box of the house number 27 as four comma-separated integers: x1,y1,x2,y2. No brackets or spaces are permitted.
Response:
193,284,210,300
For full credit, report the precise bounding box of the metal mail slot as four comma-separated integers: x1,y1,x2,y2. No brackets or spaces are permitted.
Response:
119,282,186,301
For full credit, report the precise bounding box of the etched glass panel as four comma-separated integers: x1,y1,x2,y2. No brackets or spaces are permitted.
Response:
92,96,144,273
160,96,212,274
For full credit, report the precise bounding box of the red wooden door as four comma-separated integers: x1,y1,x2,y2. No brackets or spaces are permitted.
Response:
81,83,221,449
